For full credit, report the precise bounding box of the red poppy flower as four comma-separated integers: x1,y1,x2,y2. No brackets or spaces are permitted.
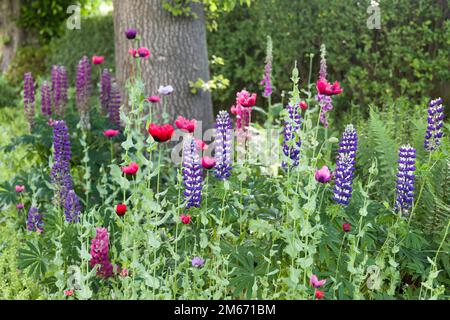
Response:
103,129,120,137
175,116,197,133
236,90,257,108
92,55,105,65
121,162,139,175
180,214,191,225
201,156,216,170
342,222,351,232
116,204,127,216
315,290,325,299
129,48,138,58
148,124,174,143
300,101,308,110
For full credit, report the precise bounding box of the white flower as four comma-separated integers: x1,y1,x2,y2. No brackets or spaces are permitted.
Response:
158,85,174,95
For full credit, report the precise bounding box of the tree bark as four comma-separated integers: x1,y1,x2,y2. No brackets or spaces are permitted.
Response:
0,0,25,72
113,0,213,130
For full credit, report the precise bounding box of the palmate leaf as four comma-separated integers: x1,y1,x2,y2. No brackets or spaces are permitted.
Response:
223,241,276,299
18,239,50,278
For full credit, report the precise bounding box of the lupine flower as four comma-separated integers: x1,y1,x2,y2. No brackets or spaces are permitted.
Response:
64,289,74,296
125,28,137,39
92,55,105,65
100,69,111,114
116,204,127,216
260,36,273,98
202,156,216,170
175,116,197,133
282,103,302,168
41,80,52,116
180,214,191,225
424,98,445,152
51,120,74,207
315,166,332,183
90,227,113,278
148,124,174,142
64,189,81,223
16,203,24,210
121,162,139,175
138,47,150,59
342,222,351,232
23,72,35,130
147,95,160,103
214,111,233,179
15,185,25,193
158,85,174,95
191,256,205,268
76,56,92,129
315,290,325,299
27,206,43,233
108,83,121,128
300,101,308,111
394,145,416,216
332,124,358,206
52,65,68,118
310,275,327,288
183,138,203,209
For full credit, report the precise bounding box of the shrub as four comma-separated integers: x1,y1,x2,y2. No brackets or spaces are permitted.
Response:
0,76,18,108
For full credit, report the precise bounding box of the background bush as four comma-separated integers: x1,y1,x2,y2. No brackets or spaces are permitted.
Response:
207,0,450,111
0,76,18,108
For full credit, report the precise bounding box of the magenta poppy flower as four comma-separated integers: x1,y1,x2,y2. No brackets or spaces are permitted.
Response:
92,55,105,65
315,166,332,183
310,274,327,288
137,47,150,59
201,156,216,170
15,185,25,193
147,95,160,103
103,129,120,137
175,116,197,133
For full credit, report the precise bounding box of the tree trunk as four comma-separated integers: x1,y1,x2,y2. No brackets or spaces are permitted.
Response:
0,0,25,72
113,0,214,130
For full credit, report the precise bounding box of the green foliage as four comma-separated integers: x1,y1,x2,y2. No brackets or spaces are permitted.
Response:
4,45,50,86
18,0,90,42
207,0,450,108
0,76,18,108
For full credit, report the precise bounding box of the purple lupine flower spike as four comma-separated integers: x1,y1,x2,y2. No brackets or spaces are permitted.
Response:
23,72,35,131
319,44,327,81
27,206,43,233
183,137,203,209
260,36,273,98
332,124,358,206
214,111,233,179
64,189,81,223
51,120,74,206
100,69,112,115
282,103,302,168
108,82,121,128
52,65,68,118
90,227,113,278
41,80,52,116
394,145,416,216
76,56,92,129
424,98,445,152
